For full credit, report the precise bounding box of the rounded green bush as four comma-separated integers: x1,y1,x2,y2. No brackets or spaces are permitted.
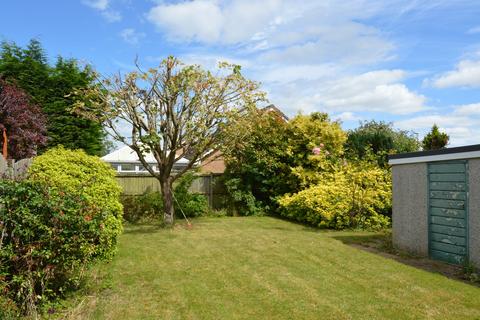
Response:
28,146,123,259
278,164,391,230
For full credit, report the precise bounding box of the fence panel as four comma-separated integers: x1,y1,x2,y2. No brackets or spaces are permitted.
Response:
0,156,8,178
13,158,33,180
0,157,32,180
116,173,227,208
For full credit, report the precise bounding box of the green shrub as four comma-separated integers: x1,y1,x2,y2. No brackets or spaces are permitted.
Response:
0,180,112,315
28,146,123,259
173,172,210,218
278,162,391,230
0,282,19,320
121,173,210,223
122,192,164,223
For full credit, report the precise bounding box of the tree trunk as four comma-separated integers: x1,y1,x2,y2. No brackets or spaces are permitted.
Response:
160,177,175,225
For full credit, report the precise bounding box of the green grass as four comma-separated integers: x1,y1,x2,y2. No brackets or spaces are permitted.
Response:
67,217,480,319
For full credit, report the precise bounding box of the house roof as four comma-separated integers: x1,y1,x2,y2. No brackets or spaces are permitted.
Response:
261,104,289,121
101,145,189,164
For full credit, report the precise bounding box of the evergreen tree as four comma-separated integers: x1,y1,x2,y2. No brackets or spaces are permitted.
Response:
0,39,105,155
46,58,105,155
422,124,449,150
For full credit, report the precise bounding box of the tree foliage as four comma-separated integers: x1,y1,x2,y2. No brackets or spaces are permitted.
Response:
422,124,449,150
346,120,420,166
223,109,293,214
0,80,47,159
223,111,347,215
74,56,265,224
0,39,105,155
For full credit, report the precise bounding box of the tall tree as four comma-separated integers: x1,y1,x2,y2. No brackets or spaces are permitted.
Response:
0,39,105,155
46,58,105,155
0,80,47,159
422,124,449,150
75,57,264,224
346,120,420,166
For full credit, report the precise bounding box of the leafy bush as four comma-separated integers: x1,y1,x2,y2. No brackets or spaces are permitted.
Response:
223,110,293,215
122,192,164,223
0,180,112,315
28,146,123,259
346,120,420,167
173,172,210,218
278,162,391,230
223,111,347,215
121,173,210,222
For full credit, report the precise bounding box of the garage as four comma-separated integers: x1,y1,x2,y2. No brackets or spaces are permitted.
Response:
389,145,480,267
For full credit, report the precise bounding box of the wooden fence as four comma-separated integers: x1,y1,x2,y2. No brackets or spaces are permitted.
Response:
116,173,228,208
0,156,33,180
0,156,228,208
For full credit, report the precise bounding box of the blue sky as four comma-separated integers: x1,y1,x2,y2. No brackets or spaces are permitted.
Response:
1,1,480,146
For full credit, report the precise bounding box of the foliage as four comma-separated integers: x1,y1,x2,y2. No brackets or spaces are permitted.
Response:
224,111,347,215
121,192,164,223
0,79,47,159
278,160,391,230
0,180,116,315
463,260,480,284
28,146,123,259
422,124,449,150
0,283,19,320
0,39,105,155
74,56,265,224
122,173,210,223
223,109,292,215
173,172,210,218
44,57,105,155
346,120,420,166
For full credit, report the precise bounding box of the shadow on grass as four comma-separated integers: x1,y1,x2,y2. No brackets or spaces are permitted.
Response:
332,233,477,286
123,224,166,234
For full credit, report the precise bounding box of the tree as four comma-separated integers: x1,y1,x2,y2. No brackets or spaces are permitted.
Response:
223,111,347,214
346,120,420,166
46,58,105,155
0,39,105,155
0,80,47,159
75,57,264,224
422,124,449,150
223,109,293,215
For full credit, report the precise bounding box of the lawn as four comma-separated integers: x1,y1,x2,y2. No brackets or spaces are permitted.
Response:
65,217,480,319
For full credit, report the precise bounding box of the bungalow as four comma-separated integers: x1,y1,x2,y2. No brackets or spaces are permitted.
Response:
101,145,189,174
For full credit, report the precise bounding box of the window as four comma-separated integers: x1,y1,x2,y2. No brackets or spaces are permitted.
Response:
120,163,135,172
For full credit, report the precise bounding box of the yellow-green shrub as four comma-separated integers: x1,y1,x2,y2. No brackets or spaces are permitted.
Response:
28,146,123,259
278,162,391,230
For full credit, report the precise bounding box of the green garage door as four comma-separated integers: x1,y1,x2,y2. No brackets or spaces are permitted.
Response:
428,161,468,264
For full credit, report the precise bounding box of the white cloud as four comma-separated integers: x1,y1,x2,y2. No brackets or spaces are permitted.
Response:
427,54,480,88
453,102,480,115
146,0,394,66
120,28,146,45
102,10,122,22
467,26,480,34
335,112,361,122
269,70,426,116
82,0,121,22
147,0,225,43
82,0,109,10
395,102,480,146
